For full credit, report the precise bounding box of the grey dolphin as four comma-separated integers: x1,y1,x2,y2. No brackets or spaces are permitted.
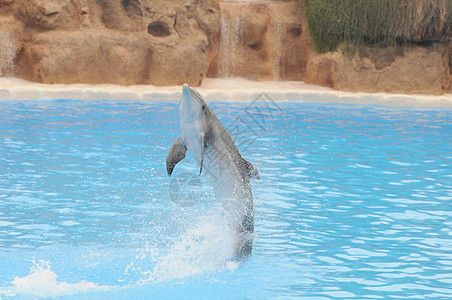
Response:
167,84,260,258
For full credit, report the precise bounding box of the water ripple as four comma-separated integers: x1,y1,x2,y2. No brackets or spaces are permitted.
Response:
0,100,451,298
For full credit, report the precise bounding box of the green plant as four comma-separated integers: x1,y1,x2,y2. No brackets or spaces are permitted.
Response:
303,0,452,53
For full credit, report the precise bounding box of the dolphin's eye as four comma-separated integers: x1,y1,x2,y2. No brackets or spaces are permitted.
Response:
202,105,206,113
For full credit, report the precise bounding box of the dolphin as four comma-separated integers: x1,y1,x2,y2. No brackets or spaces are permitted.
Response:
166,84,260,258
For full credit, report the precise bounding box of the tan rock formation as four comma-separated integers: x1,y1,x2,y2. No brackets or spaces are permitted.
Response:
1,0,220,86
0,0,14,6
18,30,150,85
15,0,82,30
306,45,452,95
448,42,452,92
1,0,451,95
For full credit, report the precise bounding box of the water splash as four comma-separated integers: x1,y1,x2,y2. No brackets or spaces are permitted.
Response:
136,209,239,284
274,20,284,79
217,2,285,79
0,30,15,76
219,6,241,78
0,259,109,298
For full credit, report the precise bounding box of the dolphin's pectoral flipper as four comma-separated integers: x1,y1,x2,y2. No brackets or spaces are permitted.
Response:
199,133,205,176
166,136,187,176
243,159,260,180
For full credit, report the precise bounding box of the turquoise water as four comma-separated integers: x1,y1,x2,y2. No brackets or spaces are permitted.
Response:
0,99,451,299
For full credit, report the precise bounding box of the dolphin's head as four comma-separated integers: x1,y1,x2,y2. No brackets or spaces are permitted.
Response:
179,84,207,124
179,84,209,175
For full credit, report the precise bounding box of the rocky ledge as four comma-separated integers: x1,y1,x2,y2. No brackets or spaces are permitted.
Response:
0,0,220,86
306,44,452,95
0,0,451,94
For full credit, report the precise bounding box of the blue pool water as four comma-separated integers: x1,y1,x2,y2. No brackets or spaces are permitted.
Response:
0,99,451,299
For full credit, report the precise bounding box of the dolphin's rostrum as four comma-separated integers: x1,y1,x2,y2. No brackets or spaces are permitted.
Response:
167,84,260,258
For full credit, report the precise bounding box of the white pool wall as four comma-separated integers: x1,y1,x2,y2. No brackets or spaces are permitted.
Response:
1,77,451,108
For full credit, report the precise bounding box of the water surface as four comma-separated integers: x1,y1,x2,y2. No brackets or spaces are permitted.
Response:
0,99,451,299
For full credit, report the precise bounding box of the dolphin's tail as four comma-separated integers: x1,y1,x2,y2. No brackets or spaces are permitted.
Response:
233,215,254,258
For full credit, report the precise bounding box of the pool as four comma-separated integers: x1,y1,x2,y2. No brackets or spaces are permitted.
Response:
0,99,451,299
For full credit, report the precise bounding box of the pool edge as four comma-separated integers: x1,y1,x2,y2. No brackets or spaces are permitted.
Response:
1,77,452,108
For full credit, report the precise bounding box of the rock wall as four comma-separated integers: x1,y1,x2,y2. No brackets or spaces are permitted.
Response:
305,44,452,95
0,0,220,86
1,0,451,94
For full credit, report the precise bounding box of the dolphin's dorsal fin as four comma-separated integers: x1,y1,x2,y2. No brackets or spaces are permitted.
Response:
243,159,260,180
166,136,187,176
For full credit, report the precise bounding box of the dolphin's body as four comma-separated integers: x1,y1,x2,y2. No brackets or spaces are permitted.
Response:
167,84,260,257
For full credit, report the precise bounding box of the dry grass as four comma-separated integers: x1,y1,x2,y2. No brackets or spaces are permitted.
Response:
304,0,452,53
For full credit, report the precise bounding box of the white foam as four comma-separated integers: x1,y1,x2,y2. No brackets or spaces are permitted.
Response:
0,259,109,298
1,77,451,108
139,209,237,283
